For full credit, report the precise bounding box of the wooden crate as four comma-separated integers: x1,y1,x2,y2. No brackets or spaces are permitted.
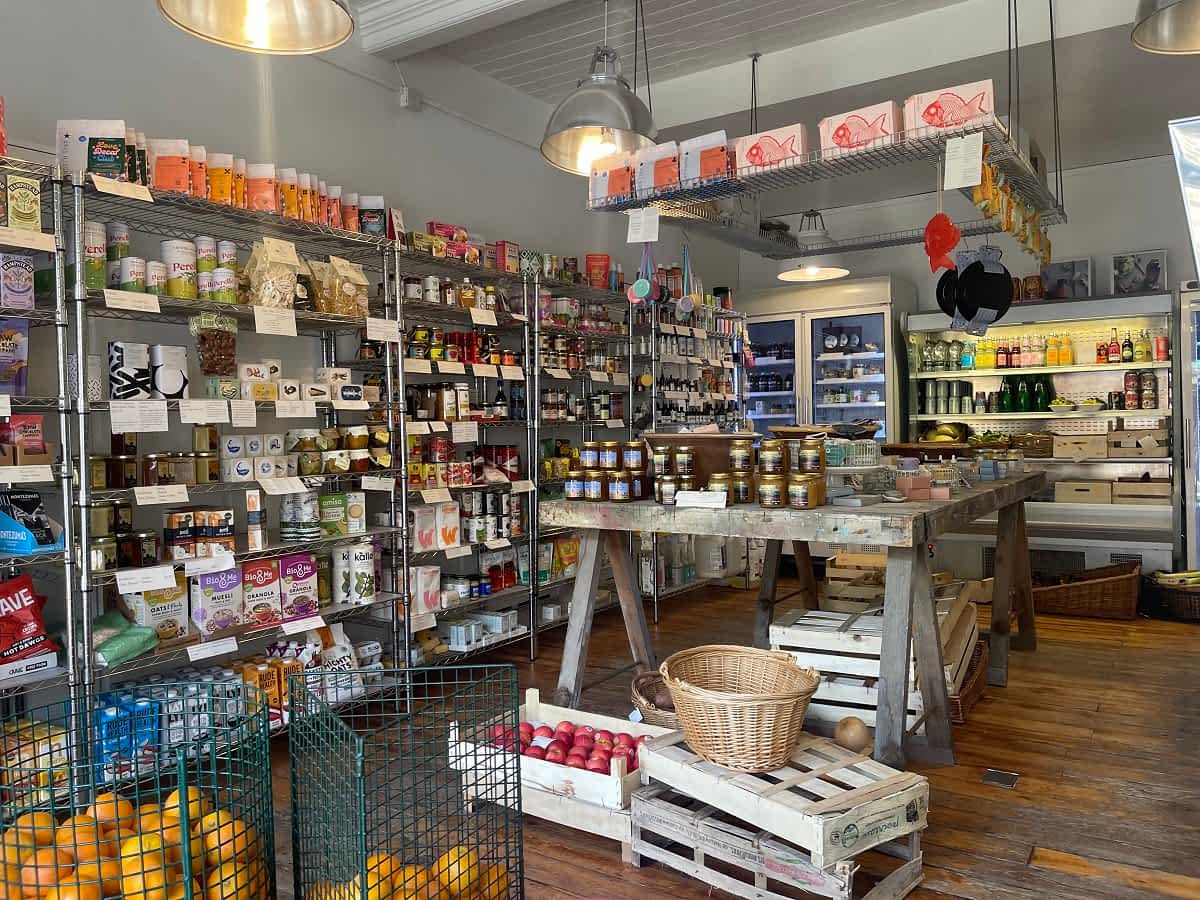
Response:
638,732,929,870
630,784,923,900
1107,428,1169,458
1052,435,1107,460
1112,478,1171,505
1053,480,1112,504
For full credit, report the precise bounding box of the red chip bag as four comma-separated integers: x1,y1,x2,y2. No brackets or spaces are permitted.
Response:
0,573,56,662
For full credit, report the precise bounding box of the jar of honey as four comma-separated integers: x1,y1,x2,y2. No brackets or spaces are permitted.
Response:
707,472,732,505
729,440,753,472
758,474,785,508
758,440,784,475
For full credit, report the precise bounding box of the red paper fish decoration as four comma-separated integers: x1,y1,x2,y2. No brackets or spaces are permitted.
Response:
924,212,960,273
832,113,890,149
746,135,799,166
922,91,989,129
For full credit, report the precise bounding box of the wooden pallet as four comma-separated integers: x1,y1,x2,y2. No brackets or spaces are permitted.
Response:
631,784,923,900
638,732,929,870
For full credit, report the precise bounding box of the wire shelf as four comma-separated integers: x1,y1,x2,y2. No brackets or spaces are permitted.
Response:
87,467,407,503
0,155,56,180
86,398,392,414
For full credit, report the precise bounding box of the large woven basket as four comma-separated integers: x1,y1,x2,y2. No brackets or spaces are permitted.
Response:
660,645,819,773
1033,562,1140,619
630,671,679,728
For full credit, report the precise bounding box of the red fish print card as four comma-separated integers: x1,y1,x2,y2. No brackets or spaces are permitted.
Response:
819,102,902,154
734,123,808,174
904,79,993,134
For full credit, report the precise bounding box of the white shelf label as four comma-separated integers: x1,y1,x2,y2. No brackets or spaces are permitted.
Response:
332,399,369,411
2,465,53,484
429,421,448,432
451,421,479,443
282,615,326,636
511,313,528,322
178,399,230,424
499,366,524,381
365,317,400,343
275,400,317,418
471,364,498,379
103,289,160,313
687,356,704,365
588,370,609,382
134,484,189,505
469,307,498,327
403,359,433,374
544,368,570,380
253,306,297,337
229,400,257,428
510,479,535,493
258,476,308,495
407,421,430,435
611,373,629,386
0,396,9,418
626,206,660,243
484,538,511,550
436,360,467,375
187,636,238,662
675,490,727,509
361,475,395,492
660,323,676,334
691,327,705,338
421,488,452,504
0,225,56,254
90,174,153,202
605,419,625,429
184,553,236,576
944,132,985,190
115,564,178,595
110,400,168,433
444,545,473,559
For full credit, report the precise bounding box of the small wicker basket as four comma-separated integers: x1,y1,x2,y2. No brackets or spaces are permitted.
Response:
660,644,819,773
630,670,679,728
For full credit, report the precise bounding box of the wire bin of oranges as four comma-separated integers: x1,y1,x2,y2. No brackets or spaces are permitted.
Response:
0,682,274,900
288,665,522,899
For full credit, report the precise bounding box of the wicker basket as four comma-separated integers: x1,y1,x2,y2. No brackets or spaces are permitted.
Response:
660,644,819,773
1033,562,1140,619
630,670,679,728
1148,579,1200,621
949,639,989,724
1010,432,1054,458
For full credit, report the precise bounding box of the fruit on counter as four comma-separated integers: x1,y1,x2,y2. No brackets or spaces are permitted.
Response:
967,431,1008,444
1048,398,1074,407
505,718,648,771
1152,570,1200,586
920,423,968,442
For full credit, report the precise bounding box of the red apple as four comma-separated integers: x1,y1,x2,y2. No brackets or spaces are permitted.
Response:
565,756,587,769
554,731,574,746
615,732,634,747
533,725,554,739
594,737,614,751
567,749,589,763
545,746,566,764
519,721,533,736
585,756,609,773
595,729,614,743
546,738,567,754
571,734,594,751
588,750,611,765
555,721,576,735
575,724,596,737
522,745,545,760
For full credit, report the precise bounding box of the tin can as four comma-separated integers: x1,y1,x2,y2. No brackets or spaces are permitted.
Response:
428,435,453,463
1140,371,1158,392
1124,390,1141,411
1154,333,1170,362
1108,391,1123,411
422,275,439,304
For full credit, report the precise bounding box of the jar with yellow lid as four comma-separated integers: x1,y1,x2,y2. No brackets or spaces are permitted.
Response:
788,473,823,509
790,438,826,474
656,474,677,505
674,445,695,476
707,472,733,505
758,474,785,507
565,470,585,500
580,441,601,469
194,451,220,484
622,441,644,472
608,470,632,502
652,445,670,476
677,475,696,493
758,439,785,475
729,440,753,472
732,474,753,504
583,469,606,501
599,441,621,470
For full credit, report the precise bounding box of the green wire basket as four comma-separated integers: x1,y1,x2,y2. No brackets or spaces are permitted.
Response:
289,665,523,899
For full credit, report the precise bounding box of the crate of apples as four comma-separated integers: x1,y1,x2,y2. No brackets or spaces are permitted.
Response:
513,720,650,776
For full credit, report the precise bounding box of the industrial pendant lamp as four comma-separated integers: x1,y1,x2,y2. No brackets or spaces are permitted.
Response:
777,211,850,282
1133,0,1200,53
157,0,354,55
541,0,657,175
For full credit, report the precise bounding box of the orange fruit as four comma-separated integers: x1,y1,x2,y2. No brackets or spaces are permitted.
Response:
474,864,508,900
136,805,161,831
395,866,440,900
142,817,202,875
72,859,120,896
0,839,33,871
204,859,267,900
166,879,201,900
86,794,135,831
118,834,170,879
409,877,446,900
200,818,258,869
430,847,479,896
8,815,56,850
120,866,171,900
51,817,105,865
161,790,209,827
353,852,400,900
0,865,24,900
40,881,100,900
19,847,73,898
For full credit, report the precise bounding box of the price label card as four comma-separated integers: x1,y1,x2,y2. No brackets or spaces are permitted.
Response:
115,564,178,595
691,327,706,338
365,317,400,343
259,476,308,495
253,306,297,337
275,401,317,419
362,475,396,492
723,360,736,369
110,400,168,433
544,368,570,380
444,545,473,559
187,636,238,662
178,399,230,424
611,373,629,386
511,313,528,322
436,360,466,375
660,323,676,334
483,538,511,550
0,396,10,418
499,365,524,381
282,615,326,636
229,400,257,428
944,132,985,190
90,174,153,202
469,308,498,327
687,356,704,365
430,421,448,432
605,419,625,429
451,421,479,443
675,490,727,509
509,480,535,493
332,399,369,411
3,466,53,484
420,488,452,504
407,421,430,435
134,484,189,505
103,289,160,313
184,553,236,576
0,226,56,254
471,364,498,379
403,359,433,375
626,207,660,243
588,370,609,382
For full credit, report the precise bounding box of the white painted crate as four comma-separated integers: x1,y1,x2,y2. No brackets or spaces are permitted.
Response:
631,784,923,900
638,732,929,870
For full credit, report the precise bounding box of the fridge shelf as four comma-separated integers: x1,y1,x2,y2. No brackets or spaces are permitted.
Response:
747,412,794,419
914,360,1172,379
746,391,794,398
816,351,885,361
912,408,1171,421
815,375,887,385
814,401,887,409
751,357,796,367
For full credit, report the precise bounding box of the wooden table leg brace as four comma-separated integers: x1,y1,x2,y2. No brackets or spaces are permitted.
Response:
988,500,1038,687
752,540,818,649
553,528,658,708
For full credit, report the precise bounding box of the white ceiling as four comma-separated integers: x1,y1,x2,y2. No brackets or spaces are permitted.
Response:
434,0,968,104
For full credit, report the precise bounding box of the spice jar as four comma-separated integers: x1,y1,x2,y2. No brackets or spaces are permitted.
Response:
583,469,606,501
608,471,632,502
656,474,677,505
622,441,644,472
674,445,695,476
707,472,732,505
729,440,753,472
580,441,600,469
732,475,753,504
758,474,785,507
599,441,621,471
564,469,585,500
790,438,826,474
194,451,219,484
788,473,822,509
142,453,175,486
758,440,784,474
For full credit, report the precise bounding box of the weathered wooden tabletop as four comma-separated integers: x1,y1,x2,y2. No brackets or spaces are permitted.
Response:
539,472,1047,546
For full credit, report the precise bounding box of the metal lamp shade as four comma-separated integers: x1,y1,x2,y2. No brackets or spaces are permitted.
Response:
157,0,354,54
777,257,850,282
1133,0,1200,53
541,46,656,175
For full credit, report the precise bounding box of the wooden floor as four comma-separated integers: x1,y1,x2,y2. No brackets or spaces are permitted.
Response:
273,582,1200,899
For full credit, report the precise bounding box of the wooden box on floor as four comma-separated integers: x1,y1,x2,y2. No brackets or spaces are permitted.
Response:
818,553,959,615
638,731,929,870
631,784,923,900
1112,477,1171,505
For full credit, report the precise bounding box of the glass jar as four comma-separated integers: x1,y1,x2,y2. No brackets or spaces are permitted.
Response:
583,469,606,501
580,441,601,469
298,452,323,476
341,426,369,450
564,470,585,500
142,453,174,486
111,432,137,456
790,438,826,474
76,456,107,490
788,473,822,509
656,474,677,505
674,445,694,476
113,499,133,534
608,471,632,502
89,501,118,537
194,451,220,484
758,440,784,475
192,425,219,452
758,474,785,508
109,455,137,489
89,536,118,573
652,445,671,476
677,475,696,493
349,449,371,472
622,441,644,472
729,440,752,472
287,429,321,452
732,475,753,504
171,452,196,486
707,472,732,505
599,441,621,471
323,450,350,474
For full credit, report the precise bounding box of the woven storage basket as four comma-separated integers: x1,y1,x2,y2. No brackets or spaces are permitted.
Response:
1149,579,1200,622
660,644,819,773
630,670,679,728
949,639,989,723
1033,562,1140,620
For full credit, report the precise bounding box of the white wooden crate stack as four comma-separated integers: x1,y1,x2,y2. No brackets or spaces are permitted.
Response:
632,732,927,899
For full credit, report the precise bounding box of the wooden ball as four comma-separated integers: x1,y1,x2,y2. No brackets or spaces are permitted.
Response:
834,716,872,753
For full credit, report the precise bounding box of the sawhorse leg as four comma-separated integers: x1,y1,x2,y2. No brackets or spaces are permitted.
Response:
989,500,1037,687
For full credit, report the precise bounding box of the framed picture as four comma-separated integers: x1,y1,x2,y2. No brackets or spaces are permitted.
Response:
1111,249,1167,294
1041,258,1092,300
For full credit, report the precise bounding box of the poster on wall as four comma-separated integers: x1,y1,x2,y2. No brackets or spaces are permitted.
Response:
1111,250,1167,294
1041,258,1092,299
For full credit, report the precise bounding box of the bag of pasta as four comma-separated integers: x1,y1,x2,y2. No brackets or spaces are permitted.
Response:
244,238,299,308
326,255,370,316
308,260,343,313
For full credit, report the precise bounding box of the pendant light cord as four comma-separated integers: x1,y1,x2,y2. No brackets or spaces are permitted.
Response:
631,0,653,115
749,53,760,134
1048,0,1064,207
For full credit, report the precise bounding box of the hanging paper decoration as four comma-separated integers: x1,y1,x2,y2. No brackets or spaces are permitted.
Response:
924,211,961,273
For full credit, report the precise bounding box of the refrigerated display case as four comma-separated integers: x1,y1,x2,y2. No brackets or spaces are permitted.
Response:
741,276,915,442
1178,284,1200,568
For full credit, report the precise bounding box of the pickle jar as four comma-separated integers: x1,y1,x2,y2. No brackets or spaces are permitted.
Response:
758,474,785,508
758,439,785,475
728,439,753,473
608,471,632,502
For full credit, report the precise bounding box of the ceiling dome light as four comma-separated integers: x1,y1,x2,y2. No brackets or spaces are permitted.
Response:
1133,0,1200,53
777,210,850,282
157,0,354,55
